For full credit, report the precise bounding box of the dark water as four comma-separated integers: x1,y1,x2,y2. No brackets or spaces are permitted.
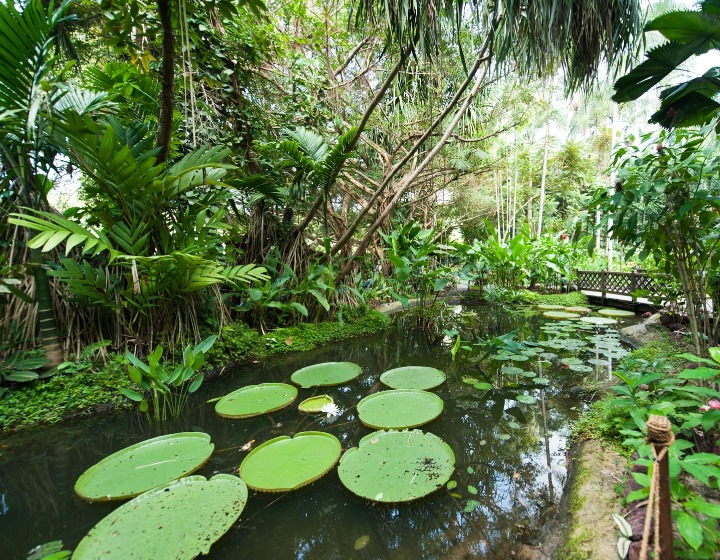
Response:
0,304,637,559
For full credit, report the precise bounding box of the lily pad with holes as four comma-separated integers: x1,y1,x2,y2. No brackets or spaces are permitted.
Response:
564,306,591,313
580,316,618,325
74,432,214,502
338,430,455,502
215,383,297,419
290,362,362,388
537,304,564,310
298,395,334,413
357,389,444,429
598,308,636,317
238,431,341,492
543,311,581,319
379,366,446,390
73,474,247,560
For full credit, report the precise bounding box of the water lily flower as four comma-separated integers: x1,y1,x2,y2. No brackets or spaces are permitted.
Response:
320,403,341,417
700,405,710,412
708,399,720,410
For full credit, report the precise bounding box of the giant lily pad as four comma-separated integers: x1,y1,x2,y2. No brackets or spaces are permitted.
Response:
379,366,446,390
597,308,636,317
74,432,214,502
580,316,618,325
298,395,334,413
537,304,564,310
357,389,444,429
290,362,362,388
338,430,455,502
543,311,581,319
215,383,297,419
73,474,247,560
239,431,341,492
564,306,591,314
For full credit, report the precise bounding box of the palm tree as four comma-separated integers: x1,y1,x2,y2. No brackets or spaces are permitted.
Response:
0,0,75,366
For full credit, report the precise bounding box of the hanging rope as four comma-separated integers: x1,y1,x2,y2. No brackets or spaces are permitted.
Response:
639,415,675,560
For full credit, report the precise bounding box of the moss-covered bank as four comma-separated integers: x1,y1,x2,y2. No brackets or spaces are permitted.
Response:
0,309,389,433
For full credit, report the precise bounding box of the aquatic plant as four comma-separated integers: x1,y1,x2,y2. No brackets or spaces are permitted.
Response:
121,335,217,421
215,383,297,419
74,474,248,559
357,389,444,429
379,366,446,390
290,361,362,387
338,430,455,502
239,431,342,492
74,432,214,501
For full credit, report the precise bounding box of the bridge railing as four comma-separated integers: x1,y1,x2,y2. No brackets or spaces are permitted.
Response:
576,269,660,302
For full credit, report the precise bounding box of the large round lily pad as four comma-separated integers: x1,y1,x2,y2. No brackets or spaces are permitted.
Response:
338,430,455,502
580,316,618,325
537,304,564,310
215,383,297,419
298,395,334,413
239,431,341,492
73,474,248,560
357,389,444,429
379,366,446,390
74,432,214,502
290,362,362,388
543,311,580,319
597,308,636,317
564,306,591,314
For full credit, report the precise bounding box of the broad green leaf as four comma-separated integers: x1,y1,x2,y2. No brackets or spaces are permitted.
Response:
290,362,361,388
357,389,443,429
215,383,297,419
239,431,341,492
73,474,247,559
675,511,704,550
338,430,455,503
379,366,446,390
74,432,214,501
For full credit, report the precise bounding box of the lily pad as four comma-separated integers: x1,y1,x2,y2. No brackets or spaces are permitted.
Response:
379,366,446,390
298,395,334,413
357,389,444,429
500,366,525,375
537,304,564,310
564,306,592,313
73,474,247,560
579,316,618,325
338,430,455,502
74,432,214,502
215,383,297,419
516,394,537,404
291,362,362,388
238,431,341,492
543,311,581,319
597,308,636,317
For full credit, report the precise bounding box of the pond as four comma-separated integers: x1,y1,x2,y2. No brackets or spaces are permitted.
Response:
0,303,639,559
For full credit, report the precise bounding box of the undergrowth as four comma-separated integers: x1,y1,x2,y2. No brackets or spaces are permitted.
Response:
1,306,389,433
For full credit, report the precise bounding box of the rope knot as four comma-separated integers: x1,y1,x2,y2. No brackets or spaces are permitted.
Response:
646,415,675,447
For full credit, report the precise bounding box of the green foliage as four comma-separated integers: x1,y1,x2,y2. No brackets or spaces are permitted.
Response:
122,335,217,422
587,347,720,556
533,291,589,307
0,353,49,395
613,0,720,128
0,355,132,432
598,128,720,353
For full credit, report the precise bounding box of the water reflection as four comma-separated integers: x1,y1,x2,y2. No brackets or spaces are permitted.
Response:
0,304,634,559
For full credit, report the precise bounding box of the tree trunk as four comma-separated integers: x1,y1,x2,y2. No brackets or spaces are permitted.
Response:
537,91,551,239
156,0,175,164
31,249,64,367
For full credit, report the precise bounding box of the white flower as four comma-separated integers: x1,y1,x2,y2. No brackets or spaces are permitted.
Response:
320,403,341,417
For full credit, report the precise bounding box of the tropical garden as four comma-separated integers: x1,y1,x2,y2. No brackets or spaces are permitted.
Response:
1,0,720,558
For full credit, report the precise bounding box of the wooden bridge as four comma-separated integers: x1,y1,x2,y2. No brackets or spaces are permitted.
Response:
575,269,659,310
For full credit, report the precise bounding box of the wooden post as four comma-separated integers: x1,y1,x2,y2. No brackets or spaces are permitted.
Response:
601,271,607,303
631,272,638,304
643,415,675,560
